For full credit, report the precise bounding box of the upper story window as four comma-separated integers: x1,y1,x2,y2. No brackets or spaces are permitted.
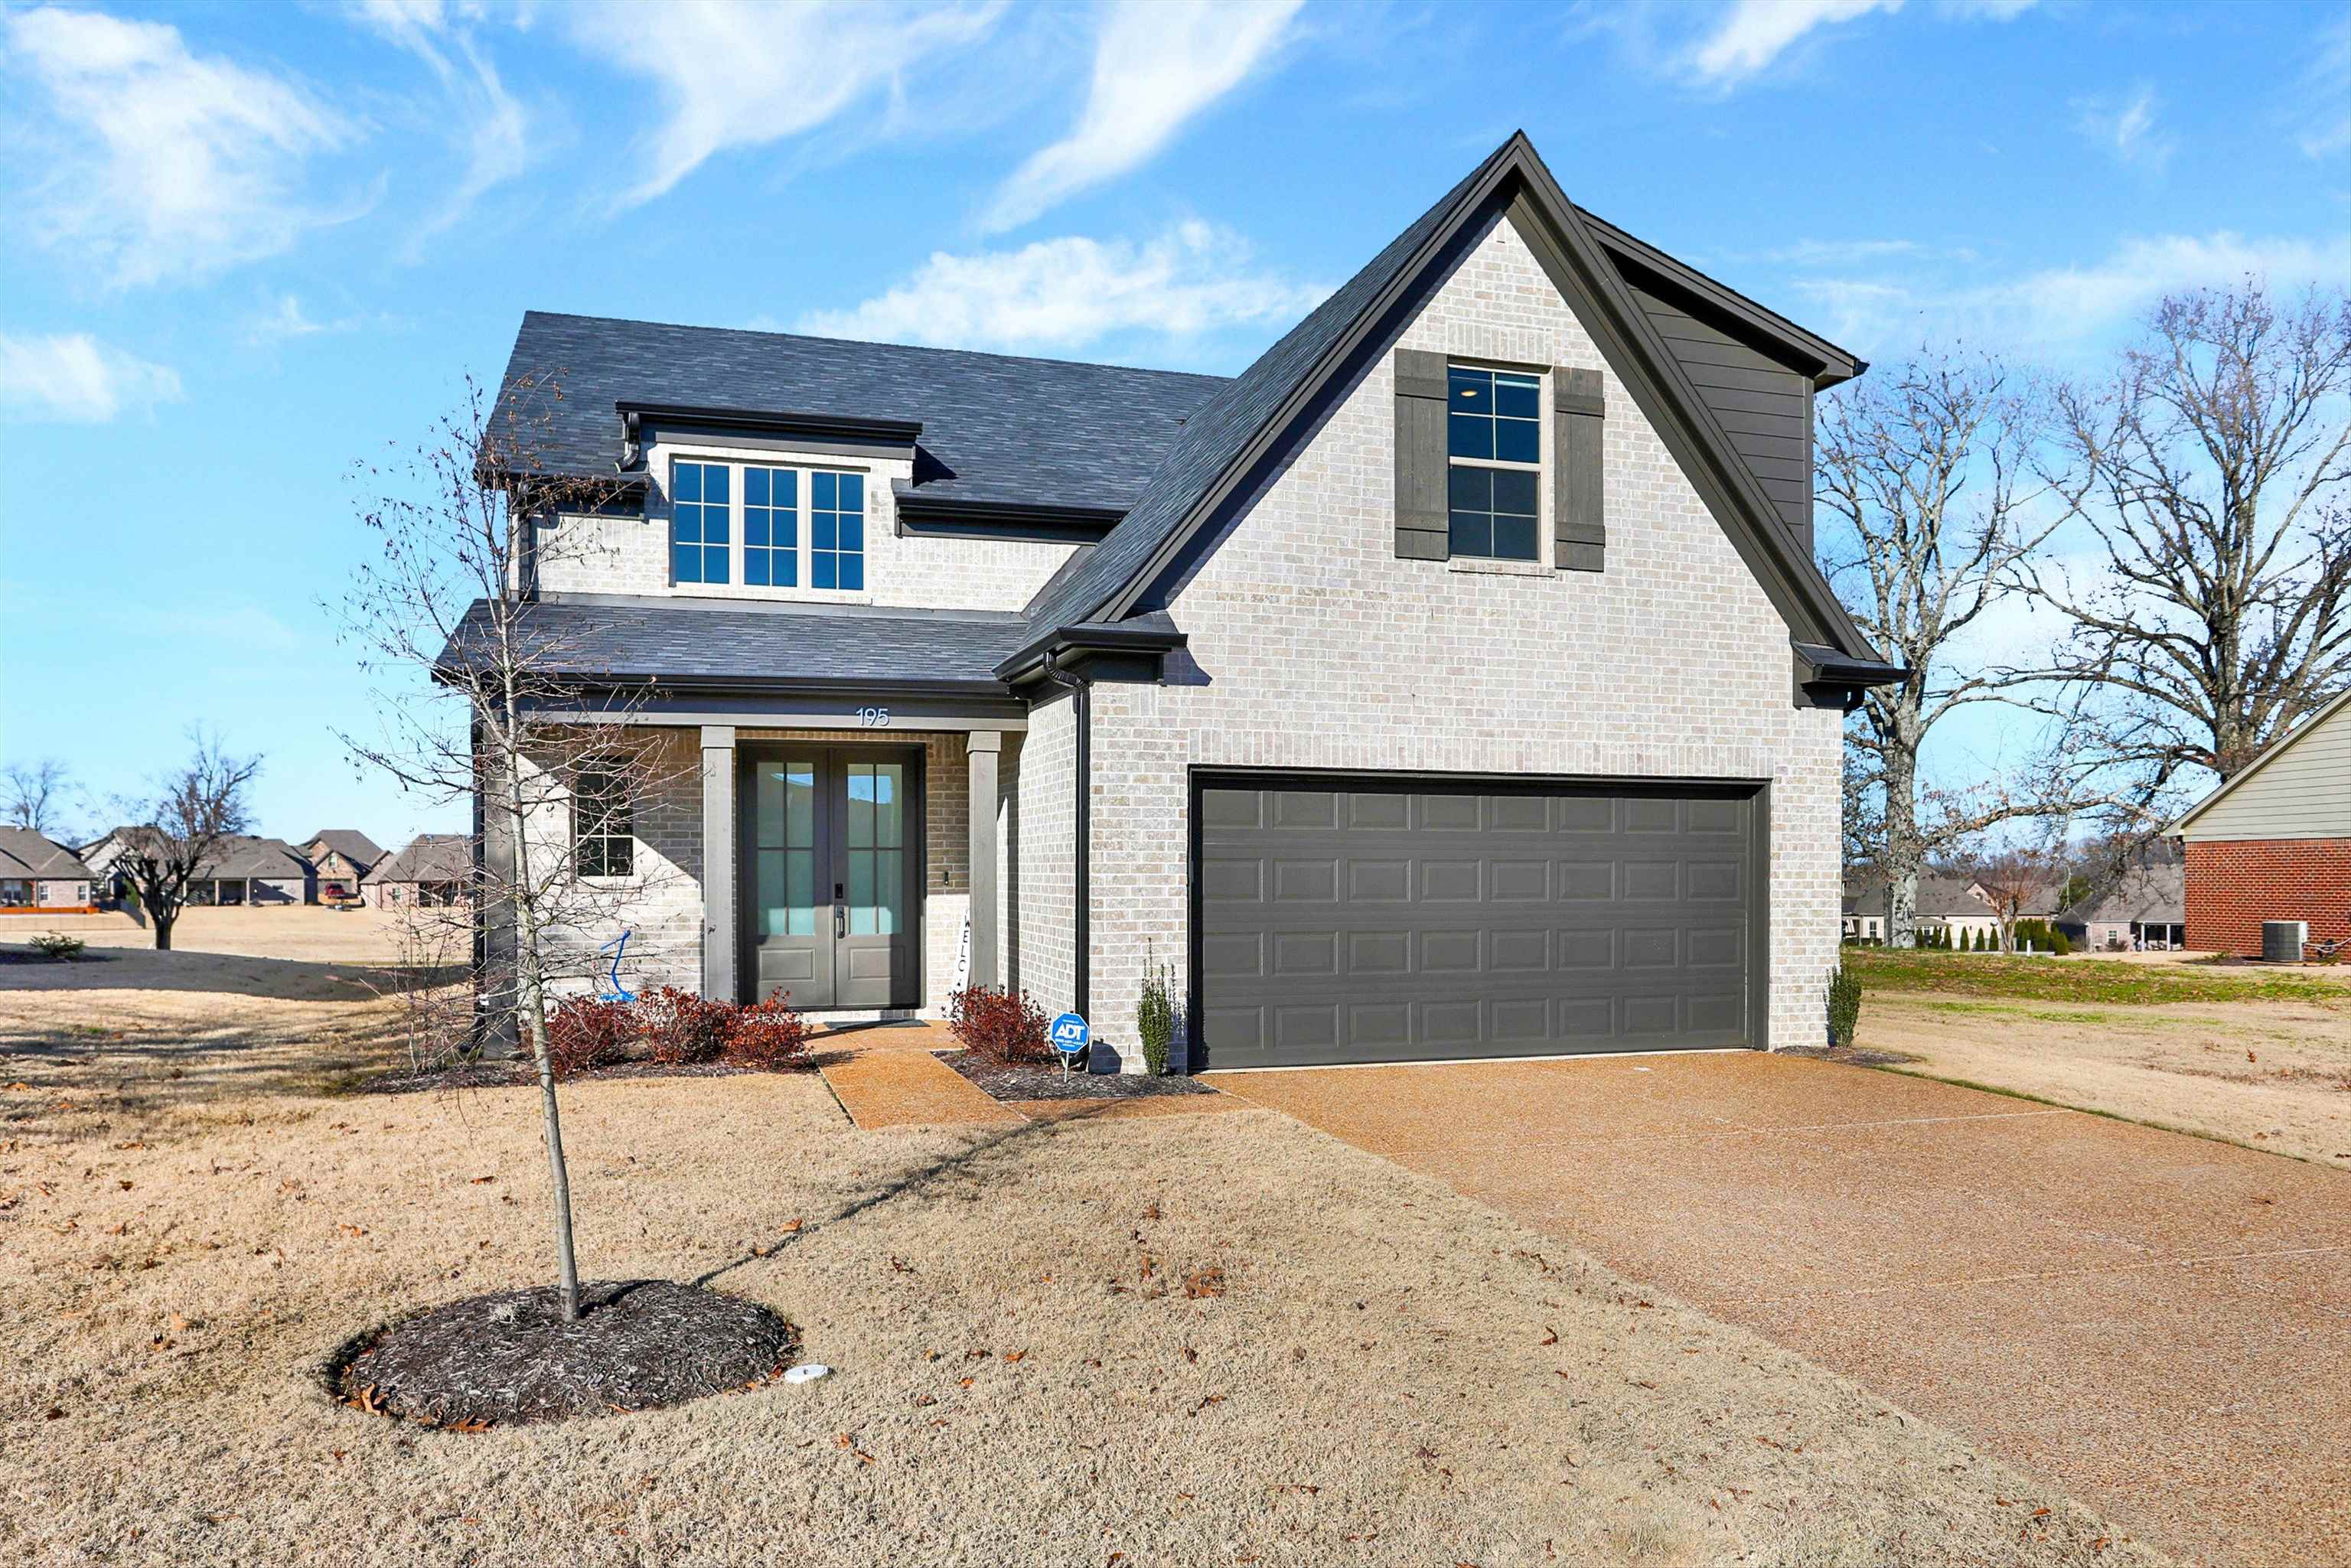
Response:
810,471,865,591
666,460,864,594
670,460,731,584
744,465,798,587
1446,366,1541,562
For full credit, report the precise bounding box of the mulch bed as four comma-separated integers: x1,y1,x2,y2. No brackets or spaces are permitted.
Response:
334,1280,797,1427
0,949,116,966
947,1052,1217,1101
360,1059,792,1096
1783,1044,1923,1068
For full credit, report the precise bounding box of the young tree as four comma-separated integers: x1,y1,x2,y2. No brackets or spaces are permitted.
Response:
1953,822,2071,955
337,376,691,1322
2023,282,2351,807
105,735,261,951
1818,347,2063,948
2,758,78,839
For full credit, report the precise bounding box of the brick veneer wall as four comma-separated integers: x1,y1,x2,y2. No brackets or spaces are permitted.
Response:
1082,210,1845,1068
2183,838,2351,957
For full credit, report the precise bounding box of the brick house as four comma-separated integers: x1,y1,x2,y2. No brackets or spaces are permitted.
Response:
0,827,96,910
2171,689,2351,958
366,835,473,908
445,134,1900,1069
300,830,385,905
82,830,313,908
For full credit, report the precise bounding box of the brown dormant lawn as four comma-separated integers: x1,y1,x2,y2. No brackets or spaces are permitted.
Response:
2,931,2160,1566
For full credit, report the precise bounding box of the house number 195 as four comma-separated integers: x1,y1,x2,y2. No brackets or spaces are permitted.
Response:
856,706,891,728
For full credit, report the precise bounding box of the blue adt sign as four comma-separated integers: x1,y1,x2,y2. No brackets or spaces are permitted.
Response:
1048,1012,1089,1056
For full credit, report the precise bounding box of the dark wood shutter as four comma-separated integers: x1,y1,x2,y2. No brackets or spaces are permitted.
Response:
1554,367,1604,572
1394,349,1449,560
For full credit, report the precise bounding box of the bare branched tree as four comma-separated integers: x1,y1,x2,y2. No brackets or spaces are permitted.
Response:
334,374,693,1322
1951,820,2071,956
3,758,79,839
1819,347,2066,947
2018,281,2351,808
103,734,262,951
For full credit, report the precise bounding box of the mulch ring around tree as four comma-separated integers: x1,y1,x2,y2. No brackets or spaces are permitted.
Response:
947,1052,1218,1102
331,1280,798,1427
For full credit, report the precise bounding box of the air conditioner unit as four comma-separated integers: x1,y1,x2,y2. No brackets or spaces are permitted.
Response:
2261,921,2308,963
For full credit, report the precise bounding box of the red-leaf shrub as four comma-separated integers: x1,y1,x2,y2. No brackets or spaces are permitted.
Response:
639,986,733,1065
947,984,1052,1065
724,989,811,1069
544,996,634,1079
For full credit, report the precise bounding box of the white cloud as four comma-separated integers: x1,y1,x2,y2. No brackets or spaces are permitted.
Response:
2073,85,2173,171
982,0,1303,233
347,0,533,240
1789,230,2351,356
241,293,367,347
1686,0,2037,87
797,220,1325,354
2,7,357,286
559,0,1003,210
0,331,184,422
2291,15,2351,160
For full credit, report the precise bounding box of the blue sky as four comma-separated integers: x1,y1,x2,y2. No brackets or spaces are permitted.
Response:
4,0,2346,848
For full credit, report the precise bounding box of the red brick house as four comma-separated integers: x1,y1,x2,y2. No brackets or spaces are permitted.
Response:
2170,689,2351,958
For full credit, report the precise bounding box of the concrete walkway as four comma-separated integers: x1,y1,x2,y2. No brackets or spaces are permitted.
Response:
1206,1051,2351,1568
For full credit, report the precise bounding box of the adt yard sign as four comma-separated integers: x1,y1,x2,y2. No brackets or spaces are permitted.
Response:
1049,1012,1089,1057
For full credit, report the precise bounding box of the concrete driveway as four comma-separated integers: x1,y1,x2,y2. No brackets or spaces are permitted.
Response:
1205,1051,2351,1568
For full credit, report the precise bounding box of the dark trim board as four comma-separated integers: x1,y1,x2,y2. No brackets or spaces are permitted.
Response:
1186,767,1772,1070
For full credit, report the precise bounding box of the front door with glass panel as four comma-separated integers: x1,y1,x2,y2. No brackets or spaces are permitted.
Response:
743,748,916,1009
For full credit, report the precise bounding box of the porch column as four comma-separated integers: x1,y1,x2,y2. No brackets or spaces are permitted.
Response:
966,730,1001,989
701,725,735,1002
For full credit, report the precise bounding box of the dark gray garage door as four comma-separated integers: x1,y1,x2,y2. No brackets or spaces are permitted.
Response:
1195,777,1762,1069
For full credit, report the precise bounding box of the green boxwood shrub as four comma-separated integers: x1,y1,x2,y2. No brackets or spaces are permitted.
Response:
1827,964,1862,1048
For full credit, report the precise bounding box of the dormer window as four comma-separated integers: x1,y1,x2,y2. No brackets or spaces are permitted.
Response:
671,460,732,583
744,465,797,587
810,471,865,591
1446,366,1542,562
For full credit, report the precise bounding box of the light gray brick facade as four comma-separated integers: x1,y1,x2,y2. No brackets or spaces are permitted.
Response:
1076,211,1844,1063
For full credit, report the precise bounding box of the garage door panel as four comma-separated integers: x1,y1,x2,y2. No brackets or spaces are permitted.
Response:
1197,777,1759,1068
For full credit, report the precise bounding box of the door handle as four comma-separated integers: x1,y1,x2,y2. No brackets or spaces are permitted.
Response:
834,882,846,939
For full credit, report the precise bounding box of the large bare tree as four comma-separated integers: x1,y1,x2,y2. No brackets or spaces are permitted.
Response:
337,375,690,1322
2022,282,2351,806
103,735,262,952
3,758,79,839
1819,347,2066,947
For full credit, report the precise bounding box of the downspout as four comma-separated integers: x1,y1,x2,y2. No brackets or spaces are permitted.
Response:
1039,649,1091,1019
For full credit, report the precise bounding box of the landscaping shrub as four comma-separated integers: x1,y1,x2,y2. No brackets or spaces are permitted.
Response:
947,984,1052,1065
1136,953,1177,1077
545,996,636,1078
638,986,733,1065
723,990,811,1069
29,931,86,962
1827,963,1863,1048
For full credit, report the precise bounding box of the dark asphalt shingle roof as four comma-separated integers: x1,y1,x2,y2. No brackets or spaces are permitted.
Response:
501,312,1228,515
1022,146,1502,631
0,827,92,880
445,598,1034,689
305,829,384,866
372,834,472,884
2076,861,2185,925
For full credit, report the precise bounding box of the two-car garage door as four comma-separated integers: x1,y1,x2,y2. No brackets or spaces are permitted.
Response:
1195,774,1763,1070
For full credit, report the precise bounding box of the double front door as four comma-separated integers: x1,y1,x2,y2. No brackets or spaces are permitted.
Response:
742,746,918,1010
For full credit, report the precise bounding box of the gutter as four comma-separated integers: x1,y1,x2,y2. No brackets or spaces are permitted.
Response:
1037,650,1092,1020
1792,641,1909,714
993,618,1187,684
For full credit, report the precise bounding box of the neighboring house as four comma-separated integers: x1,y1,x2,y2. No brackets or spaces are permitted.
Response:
0,827,96,910
301,829,385,904
82,830,313,907
367,835,473,908
1841,871,2059,944
2059,849,2186,952
445,134,1900,1069
2170,689,2351,957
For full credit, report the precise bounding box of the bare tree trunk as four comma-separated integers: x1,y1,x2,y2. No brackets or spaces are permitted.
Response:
1882,744,1920,950
153,914,174,952
500,723,583,1322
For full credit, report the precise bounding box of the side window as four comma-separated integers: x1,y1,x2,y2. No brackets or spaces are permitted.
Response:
670,459,731,584
1446,367,1542,562
810,471,864,591
574,761,634,878
744,465,798,587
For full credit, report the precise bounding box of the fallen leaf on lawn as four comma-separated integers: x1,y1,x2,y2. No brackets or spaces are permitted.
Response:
338,1224,367,1237
958,1377,975,1388
468,1176,494,1185
1002,1350,1025,1363
1182,1265,1226,1299
1540,1327,1557,1345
